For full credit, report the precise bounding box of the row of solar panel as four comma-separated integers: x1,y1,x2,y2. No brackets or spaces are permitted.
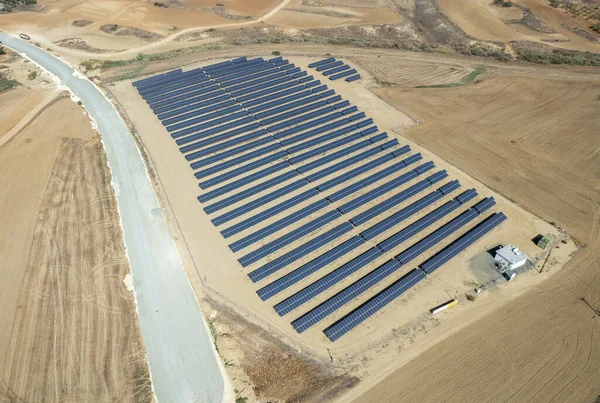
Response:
309,58,362,82
256,176,460,302
244,162,442,285
323,211,507,341
270,186,472,317
228,150,420,253
289,197,497,334
134,58,507,343
211,137,398,227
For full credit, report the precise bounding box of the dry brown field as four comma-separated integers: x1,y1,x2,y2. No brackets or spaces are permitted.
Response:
440,0,600,53
0,91,152,402
345,52,600,403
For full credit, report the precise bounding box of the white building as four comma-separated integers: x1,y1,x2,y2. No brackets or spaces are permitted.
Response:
494,245,528,272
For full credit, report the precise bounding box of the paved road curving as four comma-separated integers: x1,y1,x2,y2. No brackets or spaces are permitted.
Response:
0,32,228,403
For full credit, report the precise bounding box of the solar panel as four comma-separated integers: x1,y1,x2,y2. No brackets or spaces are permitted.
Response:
178,122,262,149
350,168,442,226
248,222,354,282
308,57,335,68
177,116,256,145
345,74,361,83
257,236,366,301
330,69,358,81
324,269,426,341
230,199,331,252
182,128,267,158
211,179,308,226
198,161,291,202
191,143,282,176
316,60,343,71
187,135,274,166
239,210,342,267
359,181,461,241
203,170,299,214
197,150,288,185
322,64,351,77
221,189,320,238
420,212,507,274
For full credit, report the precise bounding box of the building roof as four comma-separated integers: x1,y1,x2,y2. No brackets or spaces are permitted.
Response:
495,245,528,265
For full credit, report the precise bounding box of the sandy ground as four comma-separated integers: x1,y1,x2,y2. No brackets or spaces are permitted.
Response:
0,95,153,401
440,0,600,53
0,88,43,137
345,52,600,403
109,51,578,401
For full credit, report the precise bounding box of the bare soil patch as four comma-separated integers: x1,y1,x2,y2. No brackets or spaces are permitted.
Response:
0,97,152,402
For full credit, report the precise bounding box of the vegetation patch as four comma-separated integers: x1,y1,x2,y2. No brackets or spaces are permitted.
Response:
0,73,20,93
81,42,230,75
416,65,487,88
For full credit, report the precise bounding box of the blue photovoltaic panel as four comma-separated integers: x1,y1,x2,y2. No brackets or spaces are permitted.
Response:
337,166,446,216
192,142,282,176
177,115,256,144
260,100,328,126
324,269,426,341
230,199,331,252
179,123,262,152
203,170,299,214
349,167,443,227
158,94,231,120
292,71,308,79
316,60,343,71
239,210,341,267
237,81,301,104
360,181,461,241
394,198,496,266
212,179,308,226
346,74,361,83
221,188,320,238
151,87,226,113
294,136,385,175
254,95,325,120
377,192,475,253
183,128,268,159
272,112,344,140
289,251,401,331
170,110,249,137
144,78,214,104
198,161,290,203
167,105,244,133
325,151,417,203
249,222,354,282
133,68,181,87
274,246,384,316
247,90,315,115
420,212,507,274
161,99,239,126
330,69,357,81
257,236,366,301
197,149,288,184
308,57,335,68
230,76,295,98
280,119,354,147
188,135,274,166
322,64,351,77
139,70,207,96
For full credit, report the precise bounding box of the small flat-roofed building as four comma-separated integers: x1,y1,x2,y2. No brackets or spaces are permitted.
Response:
494,245,528,272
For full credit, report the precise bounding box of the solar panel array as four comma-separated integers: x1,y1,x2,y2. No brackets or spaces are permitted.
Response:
133,56,507,342
308,58,361,82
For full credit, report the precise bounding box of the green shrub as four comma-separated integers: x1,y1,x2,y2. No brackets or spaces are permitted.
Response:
271,50,281,55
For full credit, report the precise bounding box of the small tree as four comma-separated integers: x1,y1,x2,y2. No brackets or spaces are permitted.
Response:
0,46,5,55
